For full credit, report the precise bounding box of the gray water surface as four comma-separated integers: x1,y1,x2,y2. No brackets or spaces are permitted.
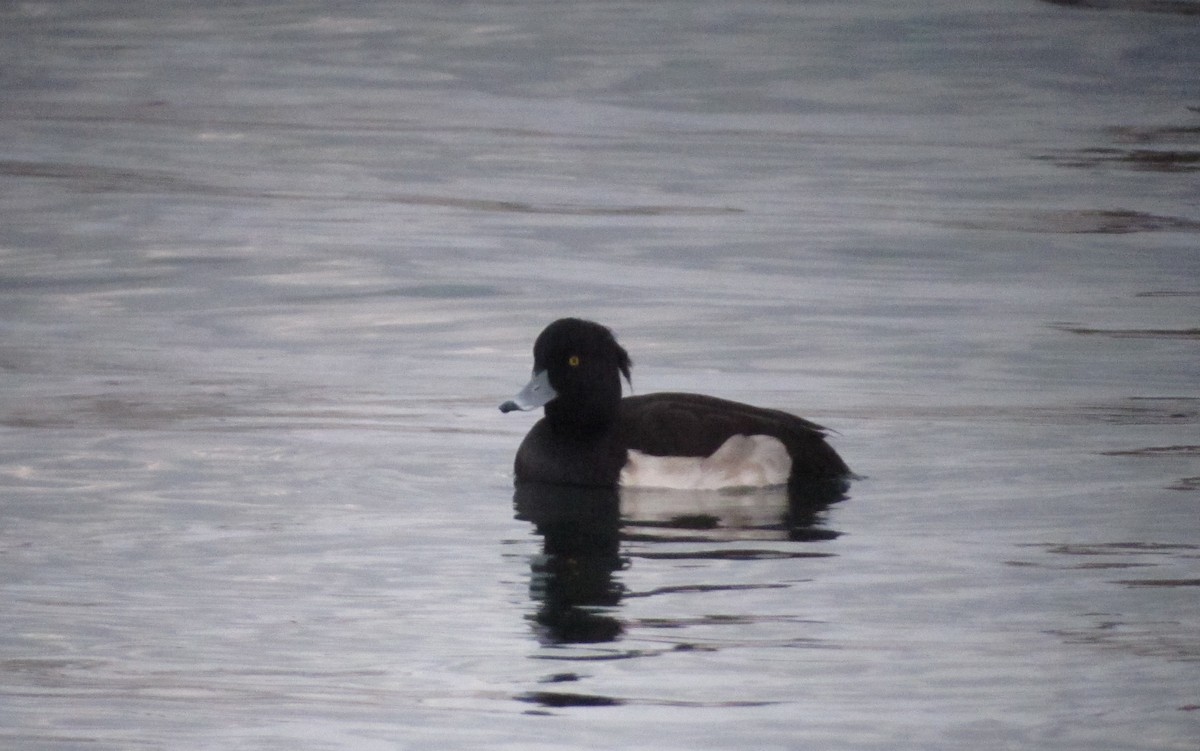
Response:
2,1,1198,749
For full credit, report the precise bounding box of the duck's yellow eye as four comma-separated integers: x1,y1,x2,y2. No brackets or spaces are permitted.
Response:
568,355,581,367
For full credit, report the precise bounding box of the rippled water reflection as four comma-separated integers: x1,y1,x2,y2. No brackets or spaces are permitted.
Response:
2,0,1198,748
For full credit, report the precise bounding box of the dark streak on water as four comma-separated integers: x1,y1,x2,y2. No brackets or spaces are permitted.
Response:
0,159,740,217
1051,324,1200,339
1040,0,1200,16
946,208,1200,234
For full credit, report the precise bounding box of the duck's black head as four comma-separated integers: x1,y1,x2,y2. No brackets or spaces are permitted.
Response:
501,318,632,432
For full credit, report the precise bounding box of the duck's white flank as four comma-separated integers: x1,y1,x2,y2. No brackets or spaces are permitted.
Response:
619,434,791,490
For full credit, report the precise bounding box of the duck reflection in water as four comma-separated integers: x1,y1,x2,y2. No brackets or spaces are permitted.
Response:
514,484,625,644
513,479,847,646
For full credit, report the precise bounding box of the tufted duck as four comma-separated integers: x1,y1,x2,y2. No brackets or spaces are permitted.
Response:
500,318,850,489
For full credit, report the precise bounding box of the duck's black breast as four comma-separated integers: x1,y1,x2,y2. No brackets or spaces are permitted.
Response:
513,392,849,488
512,418,627,487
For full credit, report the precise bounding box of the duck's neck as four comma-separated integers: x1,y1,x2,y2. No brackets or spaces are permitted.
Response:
544,374,622,436
544,398,617,437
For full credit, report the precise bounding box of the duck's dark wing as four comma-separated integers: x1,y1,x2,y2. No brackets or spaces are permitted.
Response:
617,392,850,479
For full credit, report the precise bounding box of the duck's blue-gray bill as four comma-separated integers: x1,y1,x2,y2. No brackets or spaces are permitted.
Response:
499,369,557,413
